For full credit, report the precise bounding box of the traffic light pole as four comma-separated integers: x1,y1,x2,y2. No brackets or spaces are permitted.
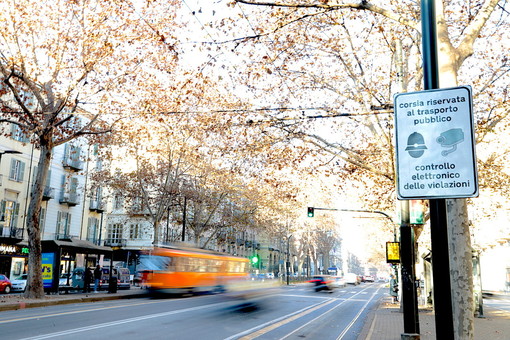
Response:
308,207,394,223
286,234,292,286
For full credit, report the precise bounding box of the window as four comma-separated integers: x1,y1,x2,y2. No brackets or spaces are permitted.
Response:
9,159,25,182
129,223,142,239
87,217,99,242
10,124,30,143
0,200,20,229
113,195,124,210
62,144,83,170
93,186,103,201
56,211,72,238
39,208,46,235
107,223,123,242
63,143,82,162
60,175,79,204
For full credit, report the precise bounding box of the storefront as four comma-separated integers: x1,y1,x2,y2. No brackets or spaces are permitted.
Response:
0,243,29,280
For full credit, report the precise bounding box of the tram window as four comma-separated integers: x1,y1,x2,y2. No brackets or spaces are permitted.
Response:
182,257,199,272
174,257,185,272
197,258,207,272
227,261,242,273
209,259,221,273
139,255,173,271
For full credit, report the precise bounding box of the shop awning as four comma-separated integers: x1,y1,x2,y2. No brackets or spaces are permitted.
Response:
42,239,112,255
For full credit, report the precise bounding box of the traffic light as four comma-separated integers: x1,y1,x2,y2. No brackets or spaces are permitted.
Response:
250,254,260,267
307,207,315,217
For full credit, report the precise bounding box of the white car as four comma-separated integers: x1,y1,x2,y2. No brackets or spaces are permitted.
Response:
11,274,28,292
331,276,346,288
345,273,360,285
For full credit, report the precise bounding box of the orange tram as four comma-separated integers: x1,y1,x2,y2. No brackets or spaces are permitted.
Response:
140,246,250,295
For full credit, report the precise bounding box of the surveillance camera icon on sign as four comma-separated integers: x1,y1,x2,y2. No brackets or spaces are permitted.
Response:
437,128,464,156
405,132,427,158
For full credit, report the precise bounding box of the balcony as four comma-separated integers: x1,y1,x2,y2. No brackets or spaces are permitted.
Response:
104,238,127,247
89,199,105,213
42,186,55,201
129,205,151,216
59,192,80,206
0,227,23,243
62,158,84,171
55,233,75,240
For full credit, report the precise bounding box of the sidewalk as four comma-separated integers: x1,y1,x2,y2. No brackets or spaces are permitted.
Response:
0,287,148,312
357,295,510,340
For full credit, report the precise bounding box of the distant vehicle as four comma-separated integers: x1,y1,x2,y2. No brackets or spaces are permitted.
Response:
332,276,346,288
0,274,12,294
308,275,334,292
345,273,360,285
11,274,28,292
265,273,275,279
363,275,375,283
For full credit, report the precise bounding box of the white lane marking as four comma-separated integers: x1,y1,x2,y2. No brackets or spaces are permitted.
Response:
278,288,380,340
336,287,382,340
0,300,165,324
17,302,230,340
224,299,335,340
229,287,380,340
278,298,351,339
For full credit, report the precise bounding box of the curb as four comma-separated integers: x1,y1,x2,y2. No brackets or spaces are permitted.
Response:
0,292,148,312
356,295,385,340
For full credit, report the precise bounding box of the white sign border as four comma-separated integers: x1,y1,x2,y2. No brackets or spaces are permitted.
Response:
394,86,479,200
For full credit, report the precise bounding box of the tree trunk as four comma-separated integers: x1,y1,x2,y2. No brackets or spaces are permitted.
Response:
153,219,160,245
24,142,53,299
435,1,475,334
447,199,474,339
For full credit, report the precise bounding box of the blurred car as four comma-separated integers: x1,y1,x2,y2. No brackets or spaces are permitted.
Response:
0,274,12,294
345,273,360,285
265,273,275,279
308,275,334,292
332,276,346,288
223,277,282,312
11,274,28,292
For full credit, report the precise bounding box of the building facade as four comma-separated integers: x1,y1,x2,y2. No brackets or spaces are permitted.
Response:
0,127,106,281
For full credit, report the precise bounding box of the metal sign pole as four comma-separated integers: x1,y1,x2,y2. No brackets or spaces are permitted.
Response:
422,0,455,338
